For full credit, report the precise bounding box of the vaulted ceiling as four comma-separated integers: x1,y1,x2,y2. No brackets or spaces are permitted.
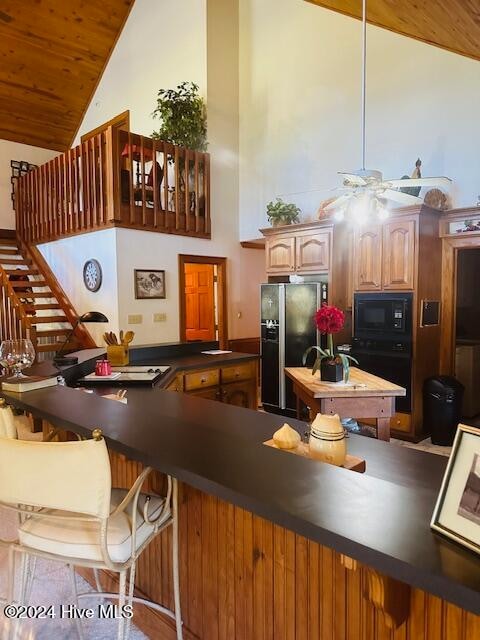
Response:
305,0,480,62
0,0,134,152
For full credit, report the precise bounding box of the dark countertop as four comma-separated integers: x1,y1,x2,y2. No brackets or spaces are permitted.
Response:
1,383,480,615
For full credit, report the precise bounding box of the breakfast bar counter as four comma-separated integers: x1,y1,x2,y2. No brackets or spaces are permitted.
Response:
1,377,479,639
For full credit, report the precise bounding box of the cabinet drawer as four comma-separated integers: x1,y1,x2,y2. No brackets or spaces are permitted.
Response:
221,362,255,384
390,412,412,434
166,376,182,392
184,368,219,391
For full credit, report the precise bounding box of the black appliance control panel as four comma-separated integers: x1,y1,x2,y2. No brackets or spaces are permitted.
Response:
352,337,411,355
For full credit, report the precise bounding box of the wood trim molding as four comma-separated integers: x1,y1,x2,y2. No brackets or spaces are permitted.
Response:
178,254,228,349
81,110,130,144
240,240,265,249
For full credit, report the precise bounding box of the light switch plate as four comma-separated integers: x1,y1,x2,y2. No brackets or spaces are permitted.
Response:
154,313,167,323
128,314,143,324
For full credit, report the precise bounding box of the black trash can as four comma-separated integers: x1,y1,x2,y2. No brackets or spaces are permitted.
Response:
423,376,465,445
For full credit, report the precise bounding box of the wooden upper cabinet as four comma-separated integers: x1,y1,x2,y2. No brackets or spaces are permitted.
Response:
382,220,416,290
354,225,383,290
295,231,331,272
265,236,295,274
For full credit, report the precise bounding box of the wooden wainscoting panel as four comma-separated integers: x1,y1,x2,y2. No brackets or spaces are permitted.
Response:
76,451,480,640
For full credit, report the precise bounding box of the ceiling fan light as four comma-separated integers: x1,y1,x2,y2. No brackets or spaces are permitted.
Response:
350,194,371,225
376,202,390,220
333,207,346,222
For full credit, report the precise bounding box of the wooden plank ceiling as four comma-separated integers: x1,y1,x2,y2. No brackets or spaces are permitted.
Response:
0,0,134,151
305,0,480,62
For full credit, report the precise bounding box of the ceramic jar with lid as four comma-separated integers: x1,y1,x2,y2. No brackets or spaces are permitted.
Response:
308,413,346,466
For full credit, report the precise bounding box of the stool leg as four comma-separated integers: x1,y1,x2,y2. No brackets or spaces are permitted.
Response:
172,480,183,640
117,569,127,640
68,565,85,640
124,561,136,640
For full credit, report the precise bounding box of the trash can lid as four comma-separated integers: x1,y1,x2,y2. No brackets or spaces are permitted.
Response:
424,375,465,394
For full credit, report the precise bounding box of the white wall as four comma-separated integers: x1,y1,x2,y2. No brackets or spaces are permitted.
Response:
0,140,57,229
239,0,480,240
38,229,120,346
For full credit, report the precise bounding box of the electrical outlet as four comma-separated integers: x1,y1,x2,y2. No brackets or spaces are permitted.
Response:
128,314,143,324
154,313,167,322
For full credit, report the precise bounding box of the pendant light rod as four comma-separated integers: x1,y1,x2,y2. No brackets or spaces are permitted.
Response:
361,0,367,171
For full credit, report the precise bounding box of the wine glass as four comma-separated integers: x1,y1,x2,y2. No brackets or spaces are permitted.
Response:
0,339,36,378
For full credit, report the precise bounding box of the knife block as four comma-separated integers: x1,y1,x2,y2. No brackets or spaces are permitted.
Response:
106,345,129,366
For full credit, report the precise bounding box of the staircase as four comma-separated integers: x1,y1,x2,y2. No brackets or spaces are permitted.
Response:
0,233,96,360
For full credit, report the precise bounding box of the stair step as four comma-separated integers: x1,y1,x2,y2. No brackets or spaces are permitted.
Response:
29,303,61,310
28,316,68,324
0,258,31,265
4,269,40,276
36,329,72,338
0,248,20,255
11,281,48,289
20,292,55,299
0,238,18,246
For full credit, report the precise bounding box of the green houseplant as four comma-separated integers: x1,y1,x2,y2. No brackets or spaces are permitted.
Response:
266,198,301,226
303,305,358,382
152,81,207,152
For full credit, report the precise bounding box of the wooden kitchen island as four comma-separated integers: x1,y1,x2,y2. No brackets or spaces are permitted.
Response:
285,366,406,441
1,367,479,640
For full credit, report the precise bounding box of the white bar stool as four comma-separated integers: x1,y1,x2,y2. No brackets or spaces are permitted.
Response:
0,427,183,640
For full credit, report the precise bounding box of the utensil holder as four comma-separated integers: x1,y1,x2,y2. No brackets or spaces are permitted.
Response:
106,345,129,366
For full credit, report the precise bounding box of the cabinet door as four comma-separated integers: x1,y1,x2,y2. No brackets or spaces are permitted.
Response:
353,225,382,290
382,220,416,290
265,236,295,274
221,380,257,409
189,387,221,402
295,231,331,273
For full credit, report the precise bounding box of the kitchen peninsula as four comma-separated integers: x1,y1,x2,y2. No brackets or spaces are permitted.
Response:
1,351,479,640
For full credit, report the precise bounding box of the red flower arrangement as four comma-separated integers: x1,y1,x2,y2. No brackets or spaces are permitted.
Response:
314,304,345,335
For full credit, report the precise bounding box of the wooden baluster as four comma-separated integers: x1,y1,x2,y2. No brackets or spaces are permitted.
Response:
97,133,105,225
35,166,41,243
141,136,146,226
59,154,65,238
128,131,135,224
152,138,158,228
84,141,91,229
194,152,200,234
30,168,36,243
204,153,211,236
90,137,98,228
185,148,190,233
164,143,170,229
174,145,180,231
73,147,80,233
65,149,71,235
47,161,53,241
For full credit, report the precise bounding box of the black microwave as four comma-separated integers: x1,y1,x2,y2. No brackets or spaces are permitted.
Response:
354,292,413,339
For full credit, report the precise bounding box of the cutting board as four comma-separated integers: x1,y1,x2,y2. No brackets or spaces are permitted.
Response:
263,439,366,473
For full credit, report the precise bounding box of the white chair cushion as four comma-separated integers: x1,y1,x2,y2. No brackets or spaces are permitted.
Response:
18,489,170,564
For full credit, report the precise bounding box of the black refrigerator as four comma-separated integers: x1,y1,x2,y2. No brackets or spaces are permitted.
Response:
261,282,327,417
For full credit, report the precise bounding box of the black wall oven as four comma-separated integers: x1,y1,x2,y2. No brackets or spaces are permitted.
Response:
353,293,413,413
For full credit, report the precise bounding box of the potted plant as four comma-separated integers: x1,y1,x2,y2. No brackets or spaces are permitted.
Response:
266,198,301,226
152,81,207,151
303,304,358,382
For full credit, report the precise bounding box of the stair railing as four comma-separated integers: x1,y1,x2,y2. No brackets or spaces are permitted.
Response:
0,267,37,350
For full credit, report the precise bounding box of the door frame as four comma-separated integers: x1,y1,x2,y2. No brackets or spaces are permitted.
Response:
178,254,228,348
440,236,480,374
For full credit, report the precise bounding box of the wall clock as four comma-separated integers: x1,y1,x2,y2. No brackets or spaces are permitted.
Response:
83,259,102,292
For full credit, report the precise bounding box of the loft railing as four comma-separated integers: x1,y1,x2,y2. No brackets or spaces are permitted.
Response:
15,125,211,245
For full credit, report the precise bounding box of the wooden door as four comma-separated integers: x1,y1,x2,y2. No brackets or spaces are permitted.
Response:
295,231,331,272
265,236,295,274
184,263,216,341
383,219,416,290
353,225,383,291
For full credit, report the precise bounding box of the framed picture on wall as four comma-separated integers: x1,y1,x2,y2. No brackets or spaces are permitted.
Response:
431,424,480,555
134,269,166,299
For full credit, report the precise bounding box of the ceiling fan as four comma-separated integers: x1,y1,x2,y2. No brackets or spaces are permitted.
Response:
325,0,452,221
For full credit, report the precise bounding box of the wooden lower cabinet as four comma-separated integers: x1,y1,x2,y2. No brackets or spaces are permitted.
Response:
166,360,258,410
82,452,480,640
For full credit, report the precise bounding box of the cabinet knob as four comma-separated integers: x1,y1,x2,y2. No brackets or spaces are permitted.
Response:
201,377,206,384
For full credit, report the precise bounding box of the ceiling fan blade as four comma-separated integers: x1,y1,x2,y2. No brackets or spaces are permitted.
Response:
338,172,367,186
324,194,352,211
386,177,452,189
383,189,423,206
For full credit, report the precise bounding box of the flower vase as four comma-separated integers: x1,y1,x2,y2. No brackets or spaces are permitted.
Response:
320,360,344,382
